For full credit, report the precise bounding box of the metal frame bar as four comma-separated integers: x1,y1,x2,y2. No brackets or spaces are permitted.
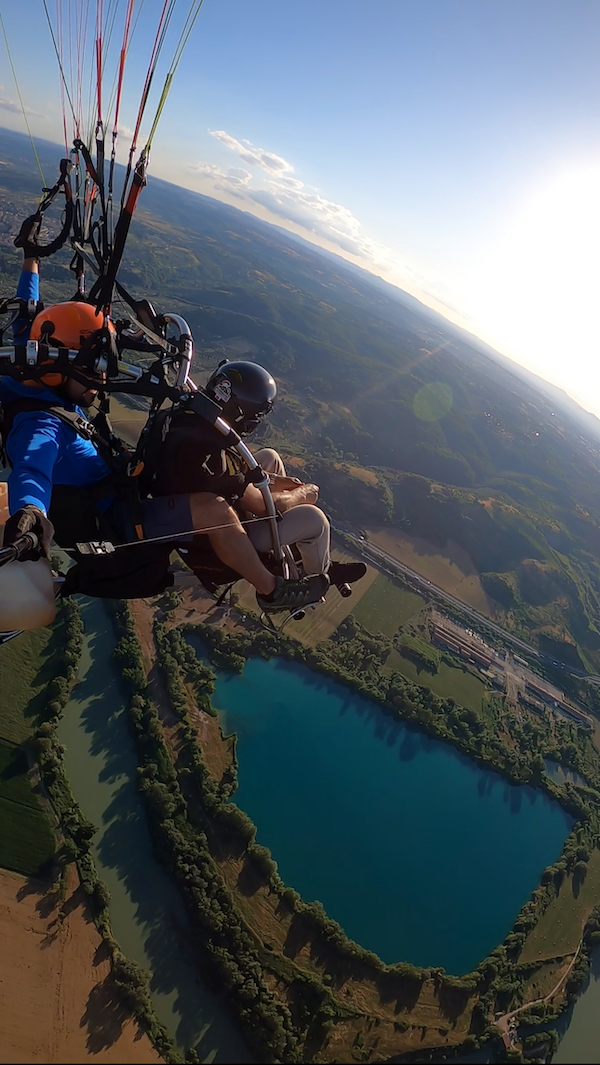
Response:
1,311,293,574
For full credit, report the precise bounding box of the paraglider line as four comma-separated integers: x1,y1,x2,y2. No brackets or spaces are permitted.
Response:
0,13,46,185
63,513,280,554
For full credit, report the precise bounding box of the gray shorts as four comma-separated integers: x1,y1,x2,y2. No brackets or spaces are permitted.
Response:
108,493,194,545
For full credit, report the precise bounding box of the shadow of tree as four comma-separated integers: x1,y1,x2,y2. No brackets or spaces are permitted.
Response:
63,598,252,1064
236,859,263,898
283,912,311,960
436,981,472,1025
80,978,130,1052
24,611,68,730
374,968,424,1014
572,863,588,899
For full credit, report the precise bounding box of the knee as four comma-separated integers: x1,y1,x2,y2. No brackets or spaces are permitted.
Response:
255,447,282,471
190,493,232,518
298,504,329,536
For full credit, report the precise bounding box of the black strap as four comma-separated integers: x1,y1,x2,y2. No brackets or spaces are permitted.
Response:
14,159,75,260
89,157,146,312
0,398,114,470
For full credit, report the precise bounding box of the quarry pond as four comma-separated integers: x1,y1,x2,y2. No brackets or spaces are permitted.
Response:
201,651,574,976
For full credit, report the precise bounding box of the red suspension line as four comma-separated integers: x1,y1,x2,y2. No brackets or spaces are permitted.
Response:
113,0,136,134
55,0,69,151
95,0,104,126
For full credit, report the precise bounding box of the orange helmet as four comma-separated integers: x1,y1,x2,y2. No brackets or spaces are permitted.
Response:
29,302,115,388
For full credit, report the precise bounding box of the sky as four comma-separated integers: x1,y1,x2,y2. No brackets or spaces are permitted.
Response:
1,0,600,414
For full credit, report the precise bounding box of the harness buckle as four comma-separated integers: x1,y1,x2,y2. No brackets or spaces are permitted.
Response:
72,415,95,440
75,540,116,555
25,340,38,366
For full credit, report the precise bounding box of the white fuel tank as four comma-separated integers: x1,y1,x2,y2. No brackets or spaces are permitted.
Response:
0,498,56,631
0,556,57,632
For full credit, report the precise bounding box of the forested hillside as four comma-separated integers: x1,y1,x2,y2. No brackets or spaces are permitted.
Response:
3,127,600,669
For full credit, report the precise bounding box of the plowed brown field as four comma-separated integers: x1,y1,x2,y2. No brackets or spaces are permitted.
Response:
0,867,162,1064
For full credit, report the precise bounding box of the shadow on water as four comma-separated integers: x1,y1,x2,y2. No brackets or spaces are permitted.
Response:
58,598,251,1064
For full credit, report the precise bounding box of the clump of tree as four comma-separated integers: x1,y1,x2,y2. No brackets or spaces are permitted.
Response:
160,589,184,613
480,571,516,609
27,600,181,1064
397,632,440,673
168,615,600,1048
112,602,300,1063
155,623,217,717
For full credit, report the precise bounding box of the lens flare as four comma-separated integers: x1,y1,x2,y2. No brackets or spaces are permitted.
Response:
414,382,453,422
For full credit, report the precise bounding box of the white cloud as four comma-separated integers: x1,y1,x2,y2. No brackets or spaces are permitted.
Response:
193,160,222,178
0,95,43,118
210,130,293,173
191,129,390,264
226,166,252,186
0,96,24,115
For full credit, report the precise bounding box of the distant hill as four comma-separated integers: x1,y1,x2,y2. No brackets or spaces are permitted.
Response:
3,126,600,673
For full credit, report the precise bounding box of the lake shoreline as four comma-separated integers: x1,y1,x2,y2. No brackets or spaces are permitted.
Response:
111,595,598,1062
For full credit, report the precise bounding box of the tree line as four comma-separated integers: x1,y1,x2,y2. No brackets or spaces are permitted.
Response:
28,599,179,1063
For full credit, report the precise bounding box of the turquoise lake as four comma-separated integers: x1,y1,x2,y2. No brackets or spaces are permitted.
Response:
203,652,573,976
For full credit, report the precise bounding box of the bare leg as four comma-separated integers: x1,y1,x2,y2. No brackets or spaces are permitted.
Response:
253,447,287,476
189,493,276,595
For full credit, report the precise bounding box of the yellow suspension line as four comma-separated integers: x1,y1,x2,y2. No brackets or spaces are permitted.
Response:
0,12,46,187
144,0,205,153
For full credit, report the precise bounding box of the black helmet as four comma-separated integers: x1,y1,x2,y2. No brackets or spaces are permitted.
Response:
205,360,277,435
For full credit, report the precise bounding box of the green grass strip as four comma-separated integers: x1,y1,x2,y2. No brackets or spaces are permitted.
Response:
0,794,55,876
0,739,40,809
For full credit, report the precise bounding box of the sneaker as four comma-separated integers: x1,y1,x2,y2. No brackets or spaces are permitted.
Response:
328,561,367,587
257,573,330,613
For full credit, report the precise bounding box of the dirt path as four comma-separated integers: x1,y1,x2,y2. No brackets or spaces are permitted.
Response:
0,866,162,1064
495,941,582,1039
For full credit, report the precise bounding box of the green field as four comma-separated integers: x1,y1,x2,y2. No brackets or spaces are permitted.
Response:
0,618,64,743
0,794,55,876
0,735,55,877
0,624,61,876
0,740,40,808
384,648,486,712
520,848,600,962
352,575,424,636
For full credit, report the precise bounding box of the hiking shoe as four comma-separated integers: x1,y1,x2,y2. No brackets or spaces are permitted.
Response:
257,573,330,613
328,561,367,587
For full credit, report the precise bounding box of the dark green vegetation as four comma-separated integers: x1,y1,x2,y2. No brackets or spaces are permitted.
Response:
0,626,63,743
0,624,60,877
352,575,424,636
0,737,54,875
4,129,600,672
114,605,301,1063
168,614,600,1059
0,602,181,1063
148,613,600,1060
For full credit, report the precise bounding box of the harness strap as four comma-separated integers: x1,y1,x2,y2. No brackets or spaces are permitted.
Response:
1,398,101,450
0,398,125,481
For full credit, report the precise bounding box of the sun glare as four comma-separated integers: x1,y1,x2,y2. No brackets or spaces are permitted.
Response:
466,163,600,414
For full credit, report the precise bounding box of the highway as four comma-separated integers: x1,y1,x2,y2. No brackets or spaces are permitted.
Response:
333,523,600,684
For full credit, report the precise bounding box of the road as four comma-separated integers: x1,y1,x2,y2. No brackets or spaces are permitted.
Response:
494,941,582,1040
334,523,600,685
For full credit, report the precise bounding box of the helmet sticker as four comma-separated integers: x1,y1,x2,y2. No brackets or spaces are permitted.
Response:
214,377,232,404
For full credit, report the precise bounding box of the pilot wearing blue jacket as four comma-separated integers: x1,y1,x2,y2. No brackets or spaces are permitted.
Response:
1,255,108,555
0,256,332,611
